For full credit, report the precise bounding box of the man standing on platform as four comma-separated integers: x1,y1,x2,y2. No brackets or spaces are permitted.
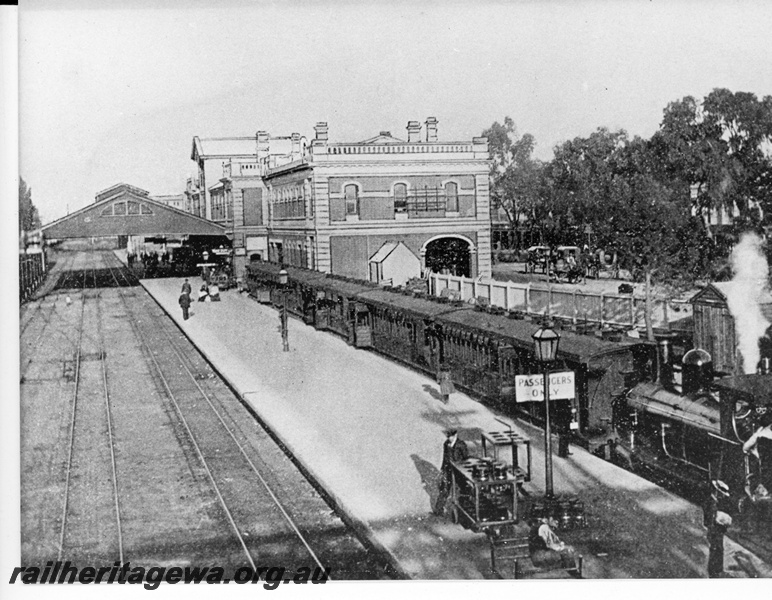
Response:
703,479,733,578
181,278,192,295
178,290,191,321
433,429,468,516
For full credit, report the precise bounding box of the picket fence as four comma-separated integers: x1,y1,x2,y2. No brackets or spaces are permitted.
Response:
429,273,684,331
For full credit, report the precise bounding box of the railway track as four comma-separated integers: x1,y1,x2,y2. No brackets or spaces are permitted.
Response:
56,248,124,565
101,251,391,578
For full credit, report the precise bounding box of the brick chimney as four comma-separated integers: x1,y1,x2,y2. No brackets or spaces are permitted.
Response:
406,120,421,143
291,132,301,158
256,130,270,158
425,117,438,142
314,122,328,142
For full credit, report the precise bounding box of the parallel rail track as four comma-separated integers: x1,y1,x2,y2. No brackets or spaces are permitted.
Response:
105,254,350,577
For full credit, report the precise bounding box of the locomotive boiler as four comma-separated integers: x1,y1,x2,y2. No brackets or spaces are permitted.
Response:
614,332,772,510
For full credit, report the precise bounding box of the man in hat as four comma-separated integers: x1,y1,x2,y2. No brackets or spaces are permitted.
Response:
433,429,469,516
181,278,192,295
703,479,733,578
178,290,191,321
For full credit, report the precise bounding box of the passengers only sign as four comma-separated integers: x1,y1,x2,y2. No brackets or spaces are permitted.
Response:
514,371,576,402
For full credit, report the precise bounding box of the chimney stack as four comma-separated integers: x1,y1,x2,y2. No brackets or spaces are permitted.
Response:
407,120,421,143
425,117,438,142
256,131,270,158
291,132,301,157
314,122,328,142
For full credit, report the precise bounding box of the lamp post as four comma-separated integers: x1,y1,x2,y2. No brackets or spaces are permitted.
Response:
532,322,560,498
278,268,289,352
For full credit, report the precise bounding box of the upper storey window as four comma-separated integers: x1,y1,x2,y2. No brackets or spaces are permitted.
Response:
394,183,407,213
345,184,359,215
445,182,458,212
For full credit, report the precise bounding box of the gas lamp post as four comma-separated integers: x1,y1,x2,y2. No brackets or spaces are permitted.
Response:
532,322,560,498
278,268,289,352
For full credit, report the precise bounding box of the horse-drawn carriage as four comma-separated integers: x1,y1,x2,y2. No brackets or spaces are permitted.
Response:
525,246,551,274
549,246,583,284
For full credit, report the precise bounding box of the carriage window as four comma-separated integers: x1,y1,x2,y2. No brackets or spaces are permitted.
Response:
445,182,458,212
113,202,126,215
345,184,359,215
394,183,407,213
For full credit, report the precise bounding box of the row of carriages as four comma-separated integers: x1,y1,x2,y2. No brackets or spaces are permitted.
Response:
245,260,655,445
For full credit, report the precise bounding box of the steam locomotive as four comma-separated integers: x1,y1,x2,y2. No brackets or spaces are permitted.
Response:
614,300,772,513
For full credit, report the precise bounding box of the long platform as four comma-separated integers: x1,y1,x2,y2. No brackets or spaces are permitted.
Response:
137,268,771,579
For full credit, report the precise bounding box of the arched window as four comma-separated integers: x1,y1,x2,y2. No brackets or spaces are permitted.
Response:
344,184,359,216
445,182,458,212
394,183,407,213
127,200,140,215
100,205,113,217
113,202,126,216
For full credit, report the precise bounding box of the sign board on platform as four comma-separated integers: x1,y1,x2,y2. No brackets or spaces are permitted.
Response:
515,371,575,403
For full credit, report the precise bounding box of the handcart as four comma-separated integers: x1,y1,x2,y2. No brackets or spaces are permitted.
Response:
449,430,531,532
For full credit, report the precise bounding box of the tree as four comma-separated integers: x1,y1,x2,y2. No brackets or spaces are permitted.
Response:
19,177,40,233
542,128,715,287
482,118,543,249
652,89,772,239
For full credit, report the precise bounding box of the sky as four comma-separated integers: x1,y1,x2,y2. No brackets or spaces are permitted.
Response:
16,0,772,223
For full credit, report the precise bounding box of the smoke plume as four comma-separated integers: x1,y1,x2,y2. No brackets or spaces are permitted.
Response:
725,232,770,374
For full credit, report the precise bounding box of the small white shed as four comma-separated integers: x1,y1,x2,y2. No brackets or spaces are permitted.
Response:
368,241,420,287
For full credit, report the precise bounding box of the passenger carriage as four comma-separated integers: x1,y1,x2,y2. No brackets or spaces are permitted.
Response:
434,310,651,442
355,289,464,373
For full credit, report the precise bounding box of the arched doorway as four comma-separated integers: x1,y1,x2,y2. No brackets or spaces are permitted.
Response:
424,237,472,277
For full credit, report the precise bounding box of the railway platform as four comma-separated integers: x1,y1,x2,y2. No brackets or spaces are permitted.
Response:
139,270,771,580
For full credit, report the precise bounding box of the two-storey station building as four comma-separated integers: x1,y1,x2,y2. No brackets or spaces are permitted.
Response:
263,119,491,284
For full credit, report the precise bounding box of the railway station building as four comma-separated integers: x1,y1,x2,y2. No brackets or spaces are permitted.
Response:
189,133,307,274
262,119,492,283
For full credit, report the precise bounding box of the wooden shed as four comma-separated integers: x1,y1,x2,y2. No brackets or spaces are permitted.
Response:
690,282,772,375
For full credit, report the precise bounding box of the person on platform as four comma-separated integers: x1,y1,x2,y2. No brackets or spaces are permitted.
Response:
209,283,221,301
529,516,579,571
181,278,192,295
178,291,191,321
198,283,210,302
437,365,455,404
433,429,469,516
703,479,733,578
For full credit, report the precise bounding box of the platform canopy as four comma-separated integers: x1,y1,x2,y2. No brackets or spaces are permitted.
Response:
42,183,226,239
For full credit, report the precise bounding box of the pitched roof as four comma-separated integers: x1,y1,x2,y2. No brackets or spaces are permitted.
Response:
192,137,257,160
359,132,407,144
369,242,399,263
42,186,226,238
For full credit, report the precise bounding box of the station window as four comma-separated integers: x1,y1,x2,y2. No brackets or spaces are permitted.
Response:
345,184,359,216
113,202,126,216
127,201,140,215
394,183,407,213
100,205,113,217
445,182,458,212
140,203,153,215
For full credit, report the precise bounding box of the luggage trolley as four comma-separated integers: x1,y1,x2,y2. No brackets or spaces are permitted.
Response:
481,430,532,483
449,431,531,532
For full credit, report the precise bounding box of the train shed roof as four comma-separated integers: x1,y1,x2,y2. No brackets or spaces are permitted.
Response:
42,184,226,239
